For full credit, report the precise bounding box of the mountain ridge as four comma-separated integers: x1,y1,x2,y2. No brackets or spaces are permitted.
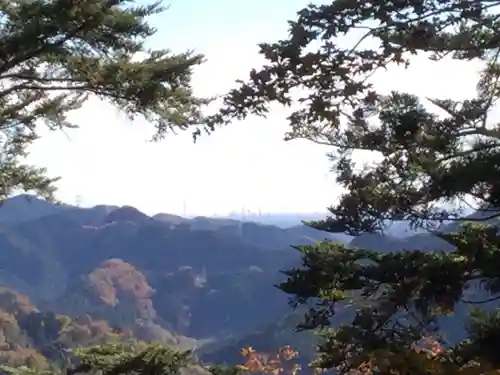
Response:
0,195,349,342
0,194,490,368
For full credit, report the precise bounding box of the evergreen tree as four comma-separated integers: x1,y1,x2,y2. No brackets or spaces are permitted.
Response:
69,343,193,375
0,0,211,200
0,343,195,375
215,0,500,374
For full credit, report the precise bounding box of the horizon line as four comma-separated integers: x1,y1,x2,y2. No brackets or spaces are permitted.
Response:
9,193,330,218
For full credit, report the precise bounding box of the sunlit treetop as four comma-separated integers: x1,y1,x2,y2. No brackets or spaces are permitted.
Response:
0,0,212,201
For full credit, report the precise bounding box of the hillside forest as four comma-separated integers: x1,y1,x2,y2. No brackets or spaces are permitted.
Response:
1,1,500,375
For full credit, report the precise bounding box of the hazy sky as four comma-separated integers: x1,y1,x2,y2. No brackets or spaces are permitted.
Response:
26,0,483,217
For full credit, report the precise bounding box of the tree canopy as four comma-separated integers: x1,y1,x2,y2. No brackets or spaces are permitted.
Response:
0,0,211,201
215,0,500,374
1,342,195,375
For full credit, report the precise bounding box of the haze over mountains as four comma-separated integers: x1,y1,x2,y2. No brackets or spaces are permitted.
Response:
0,194,491,368
0,195,348,360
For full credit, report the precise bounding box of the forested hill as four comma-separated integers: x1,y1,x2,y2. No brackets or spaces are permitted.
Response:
0,194,497,371
0,195,351,367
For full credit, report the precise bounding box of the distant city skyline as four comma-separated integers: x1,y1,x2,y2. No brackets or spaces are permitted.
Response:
24,0,484,216
69,193,328,218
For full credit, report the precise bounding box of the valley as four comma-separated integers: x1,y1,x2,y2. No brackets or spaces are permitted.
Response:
0,195,347,368
0,195,483,369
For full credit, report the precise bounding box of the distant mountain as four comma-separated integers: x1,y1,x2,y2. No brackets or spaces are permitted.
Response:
0,195,72,223
349,231,454,252
220,213,327,228
0,194,491,368
0,195,350,345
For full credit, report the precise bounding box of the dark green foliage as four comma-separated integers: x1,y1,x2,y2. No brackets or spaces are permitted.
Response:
0,365,57,375
0,343,197,375
0,0,212,201
19,312,66,347
204,364,244,375
214,0,500,373
69,343,192,375
280,225,500,368
216,0,500,234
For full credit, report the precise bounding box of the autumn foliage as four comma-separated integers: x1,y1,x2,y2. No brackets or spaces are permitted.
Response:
237,346,316,375
0,288,37,316
236,339,499,375
86,259,157,321
88,259,155,307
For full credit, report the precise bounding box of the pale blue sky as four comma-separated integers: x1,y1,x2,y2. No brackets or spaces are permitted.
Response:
26,0,482,217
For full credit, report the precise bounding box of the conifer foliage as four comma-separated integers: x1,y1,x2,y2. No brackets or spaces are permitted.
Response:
1,343,194,375
0,0,211,200
216,0,500,374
